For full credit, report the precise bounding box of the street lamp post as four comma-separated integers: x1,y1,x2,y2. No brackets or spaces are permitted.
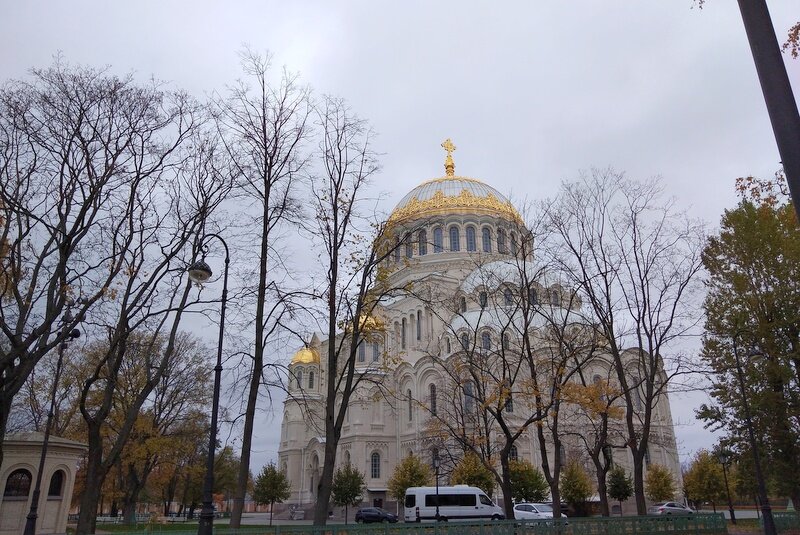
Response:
717,450,737,525
731,340,776,535
433,454,440,522
24,305,81,535
188,234,229,535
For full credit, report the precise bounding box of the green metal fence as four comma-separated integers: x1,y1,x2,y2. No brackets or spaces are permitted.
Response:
771,511,800,534
94,514,727,535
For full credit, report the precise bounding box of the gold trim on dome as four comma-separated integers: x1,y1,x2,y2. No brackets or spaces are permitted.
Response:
388,188,523,224
291,346,320,365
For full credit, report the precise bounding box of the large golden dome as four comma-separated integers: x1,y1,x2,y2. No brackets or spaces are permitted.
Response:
290,346,320,365
387,139,522,225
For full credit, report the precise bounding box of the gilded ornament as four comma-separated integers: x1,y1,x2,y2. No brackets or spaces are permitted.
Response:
291,346,320,365
388,184,523,224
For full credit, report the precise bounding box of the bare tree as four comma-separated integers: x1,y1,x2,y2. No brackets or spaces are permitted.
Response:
0,59,215,471
307,96,411,525
212,49,311,528
542,169,704,514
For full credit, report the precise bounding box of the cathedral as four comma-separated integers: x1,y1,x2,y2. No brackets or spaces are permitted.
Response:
277,141,681,513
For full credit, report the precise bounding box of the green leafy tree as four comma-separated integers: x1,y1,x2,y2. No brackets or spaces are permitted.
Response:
560,461,592,515
509,460,549,503
607,465,633,515
645,464,676,502
253,462,291,526
451,452,495,497
388,454,432,502
683,450,725,510
700,175,800,508
332,463,365,524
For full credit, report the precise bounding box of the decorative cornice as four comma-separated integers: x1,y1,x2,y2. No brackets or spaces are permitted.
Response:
388,188,523,225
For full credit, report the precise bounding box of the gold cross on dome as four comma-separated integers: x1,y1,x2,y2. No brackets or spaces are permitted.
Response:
441,138,456,176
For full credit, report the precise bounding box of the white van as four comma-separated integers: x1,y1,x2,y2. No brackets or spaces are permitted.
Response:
403,485,505,522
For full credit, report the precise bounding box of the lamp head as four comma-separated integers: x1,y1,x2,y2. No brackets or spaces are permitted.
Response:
188,260,213,283
69,328,81,340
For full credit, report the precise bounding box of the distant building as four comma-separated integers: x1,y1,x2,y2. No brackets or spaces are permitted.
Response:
1,432,86,535
278,143,681,512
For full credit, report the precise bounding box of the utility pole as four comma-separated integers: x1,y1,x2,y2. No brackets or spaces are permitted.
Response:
737,0,800,219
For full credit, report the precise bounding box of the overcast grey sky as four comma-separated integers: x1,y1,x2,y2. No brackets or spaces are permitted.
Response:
3,1,798,473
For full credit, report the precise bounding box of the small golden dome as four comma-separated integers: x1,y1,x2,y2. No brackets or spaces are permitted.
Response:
291,346,320,365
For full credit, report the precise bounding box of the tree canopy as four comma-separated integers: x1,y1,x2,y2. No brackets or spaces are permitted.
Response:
509,459,549,503
607,465,633,513
388,454,432,501
450,452,495,497
644,464,675,502
253,462,291,526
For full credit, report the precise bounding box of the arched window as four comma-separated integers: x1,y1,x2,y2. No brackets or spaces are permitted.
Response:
479,291,488,309
509,445,519,461
416,310,422,340
464,382,475,413
418,230,428,256
505,385,514,413
432,447,440,469
497,229,507,253
460,333,470,350
481,332,491,350
308,371,315,389
504,288,514,306
510,232,518,255
528,288,539,305
372,341,380,362
405,239,413,258
394,238,402,262
445,337,451,353
407,389,413,422
550,290,559,306
433,227,443,253
401,318,407,349
502,334,510,350
482,227,492,253
559,443,567,463
449,226,460,252
4,468,32,497
296,370,303,389
48,470,65,497
371,452,381,479
459,296,467,313
358,342,366,363
466,226,477,251
430,384,437,416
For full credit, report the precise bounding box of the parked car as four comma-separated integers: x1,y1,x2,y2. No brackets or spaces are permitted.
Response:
647,502,695,515
355,507,398,523
513,502,567,520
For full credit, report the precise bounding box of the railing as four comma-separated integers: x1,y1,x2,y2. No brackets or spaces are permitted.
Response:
88,514,727,535
771,511,800,534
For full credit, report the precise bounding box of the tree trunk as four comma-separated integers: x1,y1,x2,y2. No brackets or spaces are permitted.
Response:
596,469,610,516
230,356,261,527
500,454,513,518
632,450,646,515
123,499,138,525
269,499,274,526
314,435,339,524
76,443,104,535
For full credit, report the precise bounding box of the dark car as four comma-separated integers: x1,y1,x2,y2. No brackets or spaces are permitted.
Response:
355,507,398,523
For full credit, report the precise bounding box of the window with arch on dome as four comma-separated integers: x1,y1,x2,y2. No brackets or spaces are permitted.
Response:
482,227,492,252
509,445,518,461
416,310,422,340
479,291,488,309
463,381,475,413
405,239,413,258
445,337,451,353
502,334,510,350
401,318,407,349
449,226,460,252
295,370,303,389
358,341,365,362
308,370,315,389
528,287,538,305
459,296,467,313
418,229,428,256
510,232,518,255
394,238,402,262
430,383,437,416
466,226,476,251
407,389,413,422
497,229,507,254
460,333,470,350
550,289,559,306
372,341,380,362
433,227,443,253
481,331,491,350
503,287,514,306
